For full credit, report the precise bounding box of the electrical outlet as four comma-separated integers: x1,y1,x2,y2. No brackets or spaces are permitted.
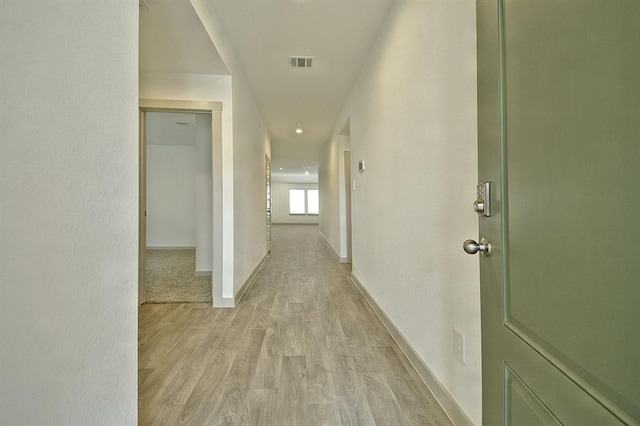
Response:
453,328,466,364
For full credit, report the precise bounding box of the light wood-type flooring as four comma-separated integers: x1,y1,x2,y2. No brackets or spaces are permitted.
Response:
139,224,453,425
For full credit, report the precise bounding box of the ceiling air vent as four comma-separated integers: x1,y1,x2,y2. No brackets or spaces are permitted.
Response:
289,56,314,69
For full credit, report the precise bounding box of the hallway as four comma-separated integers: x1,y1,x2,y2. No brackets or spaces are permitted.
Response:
139,224,452,425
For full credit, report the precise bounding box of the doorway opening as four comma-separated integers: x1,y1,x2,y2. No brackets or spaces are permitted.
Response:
339,118,352,263
138,99,222,306
144,111,212,303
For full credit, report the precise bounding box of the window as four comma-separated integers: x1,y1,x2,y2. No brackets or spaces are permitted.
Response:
307,189,319,215
289,189,306,214
289,188,319,215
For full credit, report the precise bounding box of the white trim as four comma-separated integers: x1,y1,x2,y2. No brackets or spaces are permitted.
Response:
318,230,340,262
350,273,474,426
272,222,319,225
145,246,196,250
234,253,269,305
215,297,235,308
319,230,351,264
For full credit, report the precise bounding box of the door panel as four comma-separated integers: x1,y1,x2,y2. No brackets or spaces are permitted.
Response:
506,365,561,426
477,0,640,424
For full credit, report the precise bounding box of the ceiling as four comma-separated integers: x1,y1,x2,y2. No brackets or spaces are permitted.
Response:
139,0,228,75
139,0,395,182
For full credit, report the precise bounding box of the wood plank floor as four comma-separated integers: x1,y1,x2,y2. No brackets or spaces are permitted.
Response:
139,224,453,425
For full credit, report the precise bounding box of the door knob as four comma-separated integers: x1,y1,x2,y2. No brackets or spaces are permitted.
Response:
463,238,492,256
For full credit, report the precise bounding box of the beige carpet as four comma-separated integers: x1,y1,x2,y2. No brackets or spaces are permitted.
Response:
145,249,212,303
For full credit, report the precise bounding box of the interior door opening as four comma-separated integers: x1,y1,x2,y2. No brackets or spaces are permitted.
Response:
143,111,213,304
138,100,222,306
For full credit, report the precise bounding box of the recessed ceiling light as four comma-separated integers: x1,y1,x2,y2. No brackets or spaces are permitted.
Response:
305,171,309,175
296,128,303,134
279,167,283,170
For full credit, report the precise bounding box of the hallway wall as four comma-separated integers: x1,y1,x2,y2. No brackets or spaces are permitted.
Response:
230,71,273,297
0,1,138,423
189,0,273,302
319,133,350,258
319,0,481,423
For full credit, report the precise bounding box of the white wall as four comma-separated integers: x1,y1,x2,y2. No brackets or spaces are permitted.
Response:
0,2,138,424
195,114,213,272
146,143,197,247
145,112,213,273
272,182,319,224
140,72,235,303
319,0,481,423
139,73,233,172
231,77,273,295
190,0,273,300
319,133,350,257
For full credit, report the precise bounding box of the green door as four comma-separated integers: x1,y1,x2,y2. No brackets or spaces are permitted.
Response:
475,1,640,424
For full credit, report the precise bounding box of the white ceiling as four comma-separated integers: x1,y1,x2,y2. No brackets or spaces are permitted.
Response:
139,0,394,182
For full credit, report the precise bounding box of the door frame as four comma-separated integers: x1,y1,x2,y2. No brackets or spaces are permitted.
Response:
338,118,352,263
343,150,352,263
265,154,272,253
138,99,223,306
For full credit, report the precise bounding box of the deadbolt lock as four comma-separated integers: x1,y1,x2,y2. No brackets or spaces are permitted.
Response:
474,182,491,217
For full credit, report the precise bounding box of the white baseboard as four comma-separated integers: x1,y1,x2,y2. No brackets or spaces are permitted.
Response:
318,230,340,262
272,222,319,225
350,273,474,426
194,270,212,277
234,253,269,305
212,296,235,308
146,245,196,250
319,231,352,264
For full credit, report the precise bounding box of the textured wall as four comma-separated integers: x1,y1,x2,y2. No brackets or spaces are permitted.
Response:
0,1,138,423
190,0,273,299
319,133,341,255
146,145,197,247
319,0,481,423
